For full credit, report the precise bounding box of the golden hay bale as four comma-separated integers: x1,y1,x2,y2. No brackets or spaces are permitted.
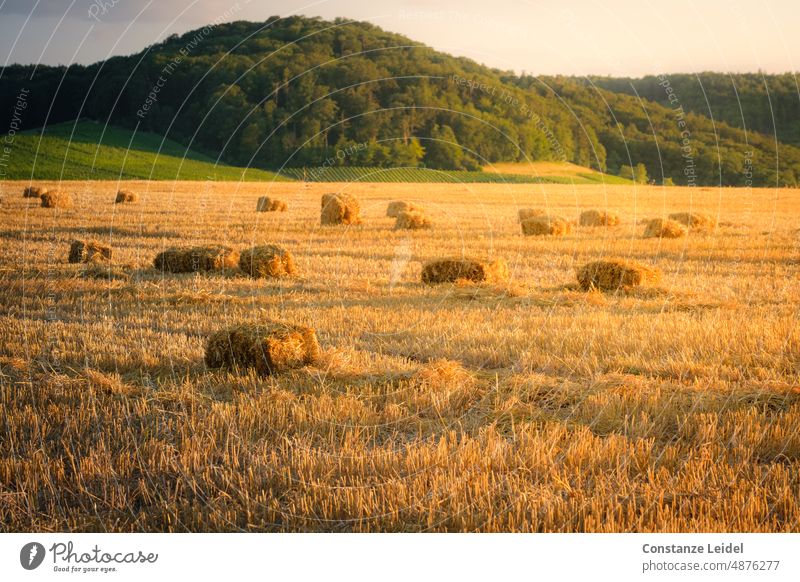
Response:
577,259,662,291
40,190,73,208
387,200,422,217
154,245,239,273
239,245,295,278
321,193,361,225
23,186,48,198
421,257,508,284
668,212,716,228
643,218,687,239
115,190,139,204
520,216,571,236
579,209,620,226
518,208,546,221
395,210,432,230
68,239,112,263
256,196,288,212
205,322,320,376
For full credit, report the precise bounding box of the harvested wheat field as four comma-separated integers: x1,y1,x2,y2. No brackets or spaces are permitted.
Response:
0,180,799,533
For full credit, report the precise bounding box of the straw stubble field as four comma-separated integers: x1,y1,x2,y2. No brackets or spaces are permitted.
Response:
1,180,798,532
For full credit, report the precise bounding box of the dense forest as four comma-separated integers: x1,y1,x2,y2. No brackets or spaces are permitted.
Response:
589,73,800,146
1,16,798,186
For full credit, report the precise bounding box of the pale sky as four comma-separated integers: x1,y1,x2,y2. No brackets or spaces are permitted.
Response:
0,0,797,76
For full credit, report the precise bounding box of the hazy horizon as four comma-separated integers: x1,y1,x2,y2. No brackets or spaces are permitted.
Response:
0,0,797,77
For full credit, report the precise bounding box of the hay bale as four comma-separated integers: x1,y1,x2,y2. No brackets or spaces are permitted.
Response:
577,259,662,291
421,257,508,284
518,208,546,221
395,210,432,230
154,245,239,273
239,245,295,278
40,191,73,208
520,216,571,236
321,193,361,225
114,190,139,204
387,200,422,217
23,186,48,198
643,218,686,239
68,239,112,263
579,209,620,226
205,322,320,376
668,212,715,228
256,196,288,212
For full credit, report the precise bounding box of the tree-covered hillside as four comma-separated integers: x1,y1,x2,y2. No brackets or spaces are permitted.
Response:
589,73,800,146
520,75,800,187
1,16,798,186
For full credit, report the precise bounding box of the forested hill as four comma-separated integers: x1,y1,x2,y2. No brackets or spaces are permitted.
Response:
588,73,800,146
1,16,798,186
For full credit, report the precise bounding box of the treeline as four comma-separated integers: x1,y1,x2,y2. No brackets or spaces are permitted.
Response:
1,16,798,186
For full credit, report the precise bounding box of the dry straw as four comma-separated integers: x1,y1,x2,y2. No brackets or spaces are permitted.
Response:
256,196,288,212
669,212,716,228
577,258,662,291
154,245,239,273
395,210,432,230
115,190,139,204
239,245,295,278
579,209,620,226
81,263,130,281
68,240,112,264
40,191,73,208
518,208,546,221
205,322,320,376
321,193,361,225
387,200,422,217
421,257,509,284
23,186,47,198
643,218,687,238
521,216,571,236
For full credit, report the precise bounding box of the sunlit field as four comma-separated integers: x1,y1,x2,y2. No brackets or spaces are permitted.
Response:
1,180,798,532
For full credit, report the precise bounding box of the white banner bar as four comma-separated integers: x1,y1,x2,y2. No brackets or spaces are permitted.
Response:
2,533,798,581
